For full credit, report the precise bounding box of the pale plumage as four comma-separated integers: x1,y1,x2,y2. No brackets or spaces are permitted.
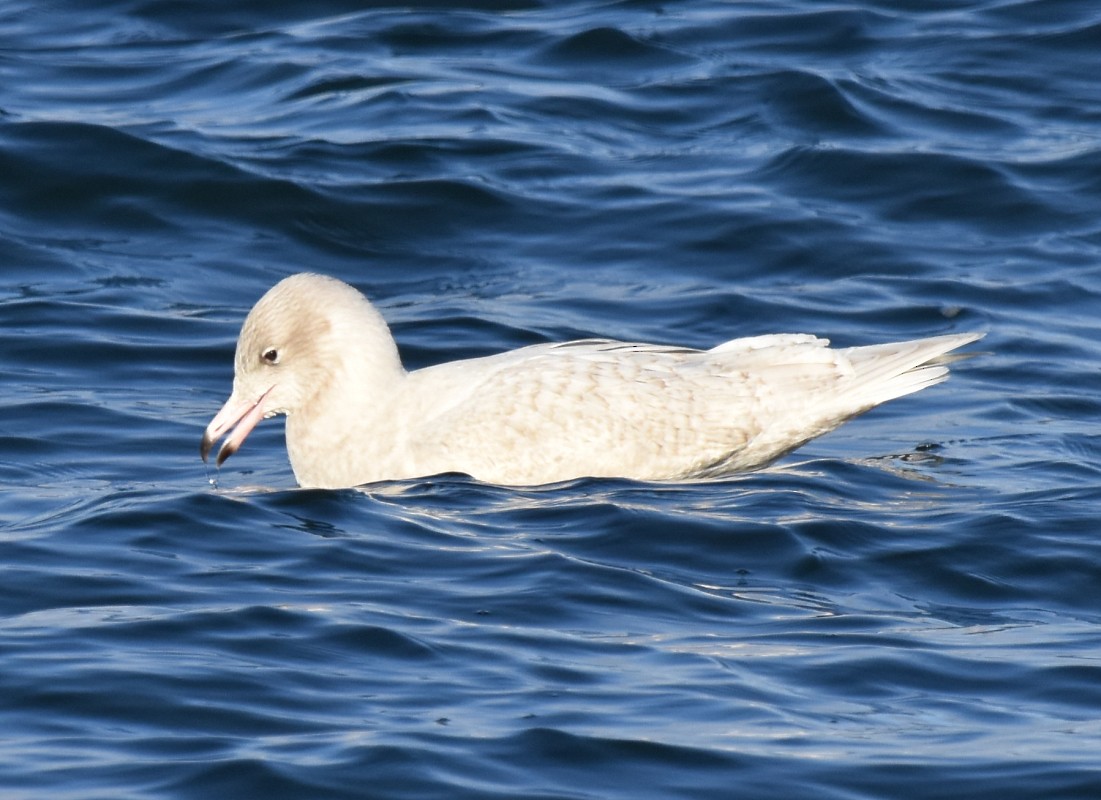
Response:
201,273,983,488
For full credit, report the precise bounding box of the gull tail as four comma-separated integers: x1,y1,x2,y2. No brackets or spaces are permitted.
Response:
838,331,985,411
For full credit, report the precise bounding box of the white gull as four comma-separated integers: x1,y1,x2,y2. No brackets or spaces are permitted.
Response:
201,273,983,488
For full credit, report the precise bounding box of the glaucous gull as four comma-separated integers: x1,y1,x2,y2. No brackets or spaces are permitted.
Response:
201,273,983,488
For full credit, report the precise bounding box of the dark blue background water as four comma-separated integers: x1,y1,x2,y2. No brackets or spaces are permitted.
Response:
3,1,1101,797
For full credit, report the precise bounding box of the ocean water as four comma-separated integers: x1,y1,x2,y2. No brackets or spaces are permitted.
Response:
3,1,1101,797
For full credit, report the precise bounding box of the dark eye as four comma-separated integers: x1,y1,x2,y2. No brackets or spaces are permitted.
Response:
262,348,280,365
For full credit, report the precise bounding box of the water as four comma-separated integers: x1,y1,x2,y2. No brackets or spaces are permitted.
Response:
3,1,1101,797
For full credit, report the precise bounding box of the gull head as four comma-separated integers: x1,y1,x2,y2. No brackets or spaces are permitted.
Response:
200,273,402,469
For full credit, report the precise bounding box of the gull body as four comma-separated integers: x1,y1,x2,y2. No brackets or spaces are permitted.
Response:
202,273,982,488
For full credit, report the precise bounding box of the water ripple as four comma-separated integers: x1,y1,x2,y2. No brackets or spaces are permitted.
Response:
3,0,1101,797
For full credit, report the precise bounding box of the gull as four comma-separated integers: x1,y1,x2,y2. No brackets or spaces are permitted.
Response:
201,273,982,488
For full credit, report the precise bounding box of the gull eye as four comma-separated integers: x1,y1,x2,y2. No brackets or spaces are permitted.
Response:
261,347,280,365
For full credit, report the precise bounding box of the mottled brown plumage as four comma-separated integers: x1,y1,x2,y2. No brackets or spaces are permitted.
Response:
202,273,982,488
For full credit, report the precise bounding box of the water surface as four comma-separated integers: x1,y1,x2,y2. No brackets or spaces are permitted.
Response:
2,1,1101,798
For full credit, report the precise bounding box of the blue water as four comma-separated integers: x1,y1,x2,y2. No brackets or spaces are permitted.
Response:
3,1,1101,797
